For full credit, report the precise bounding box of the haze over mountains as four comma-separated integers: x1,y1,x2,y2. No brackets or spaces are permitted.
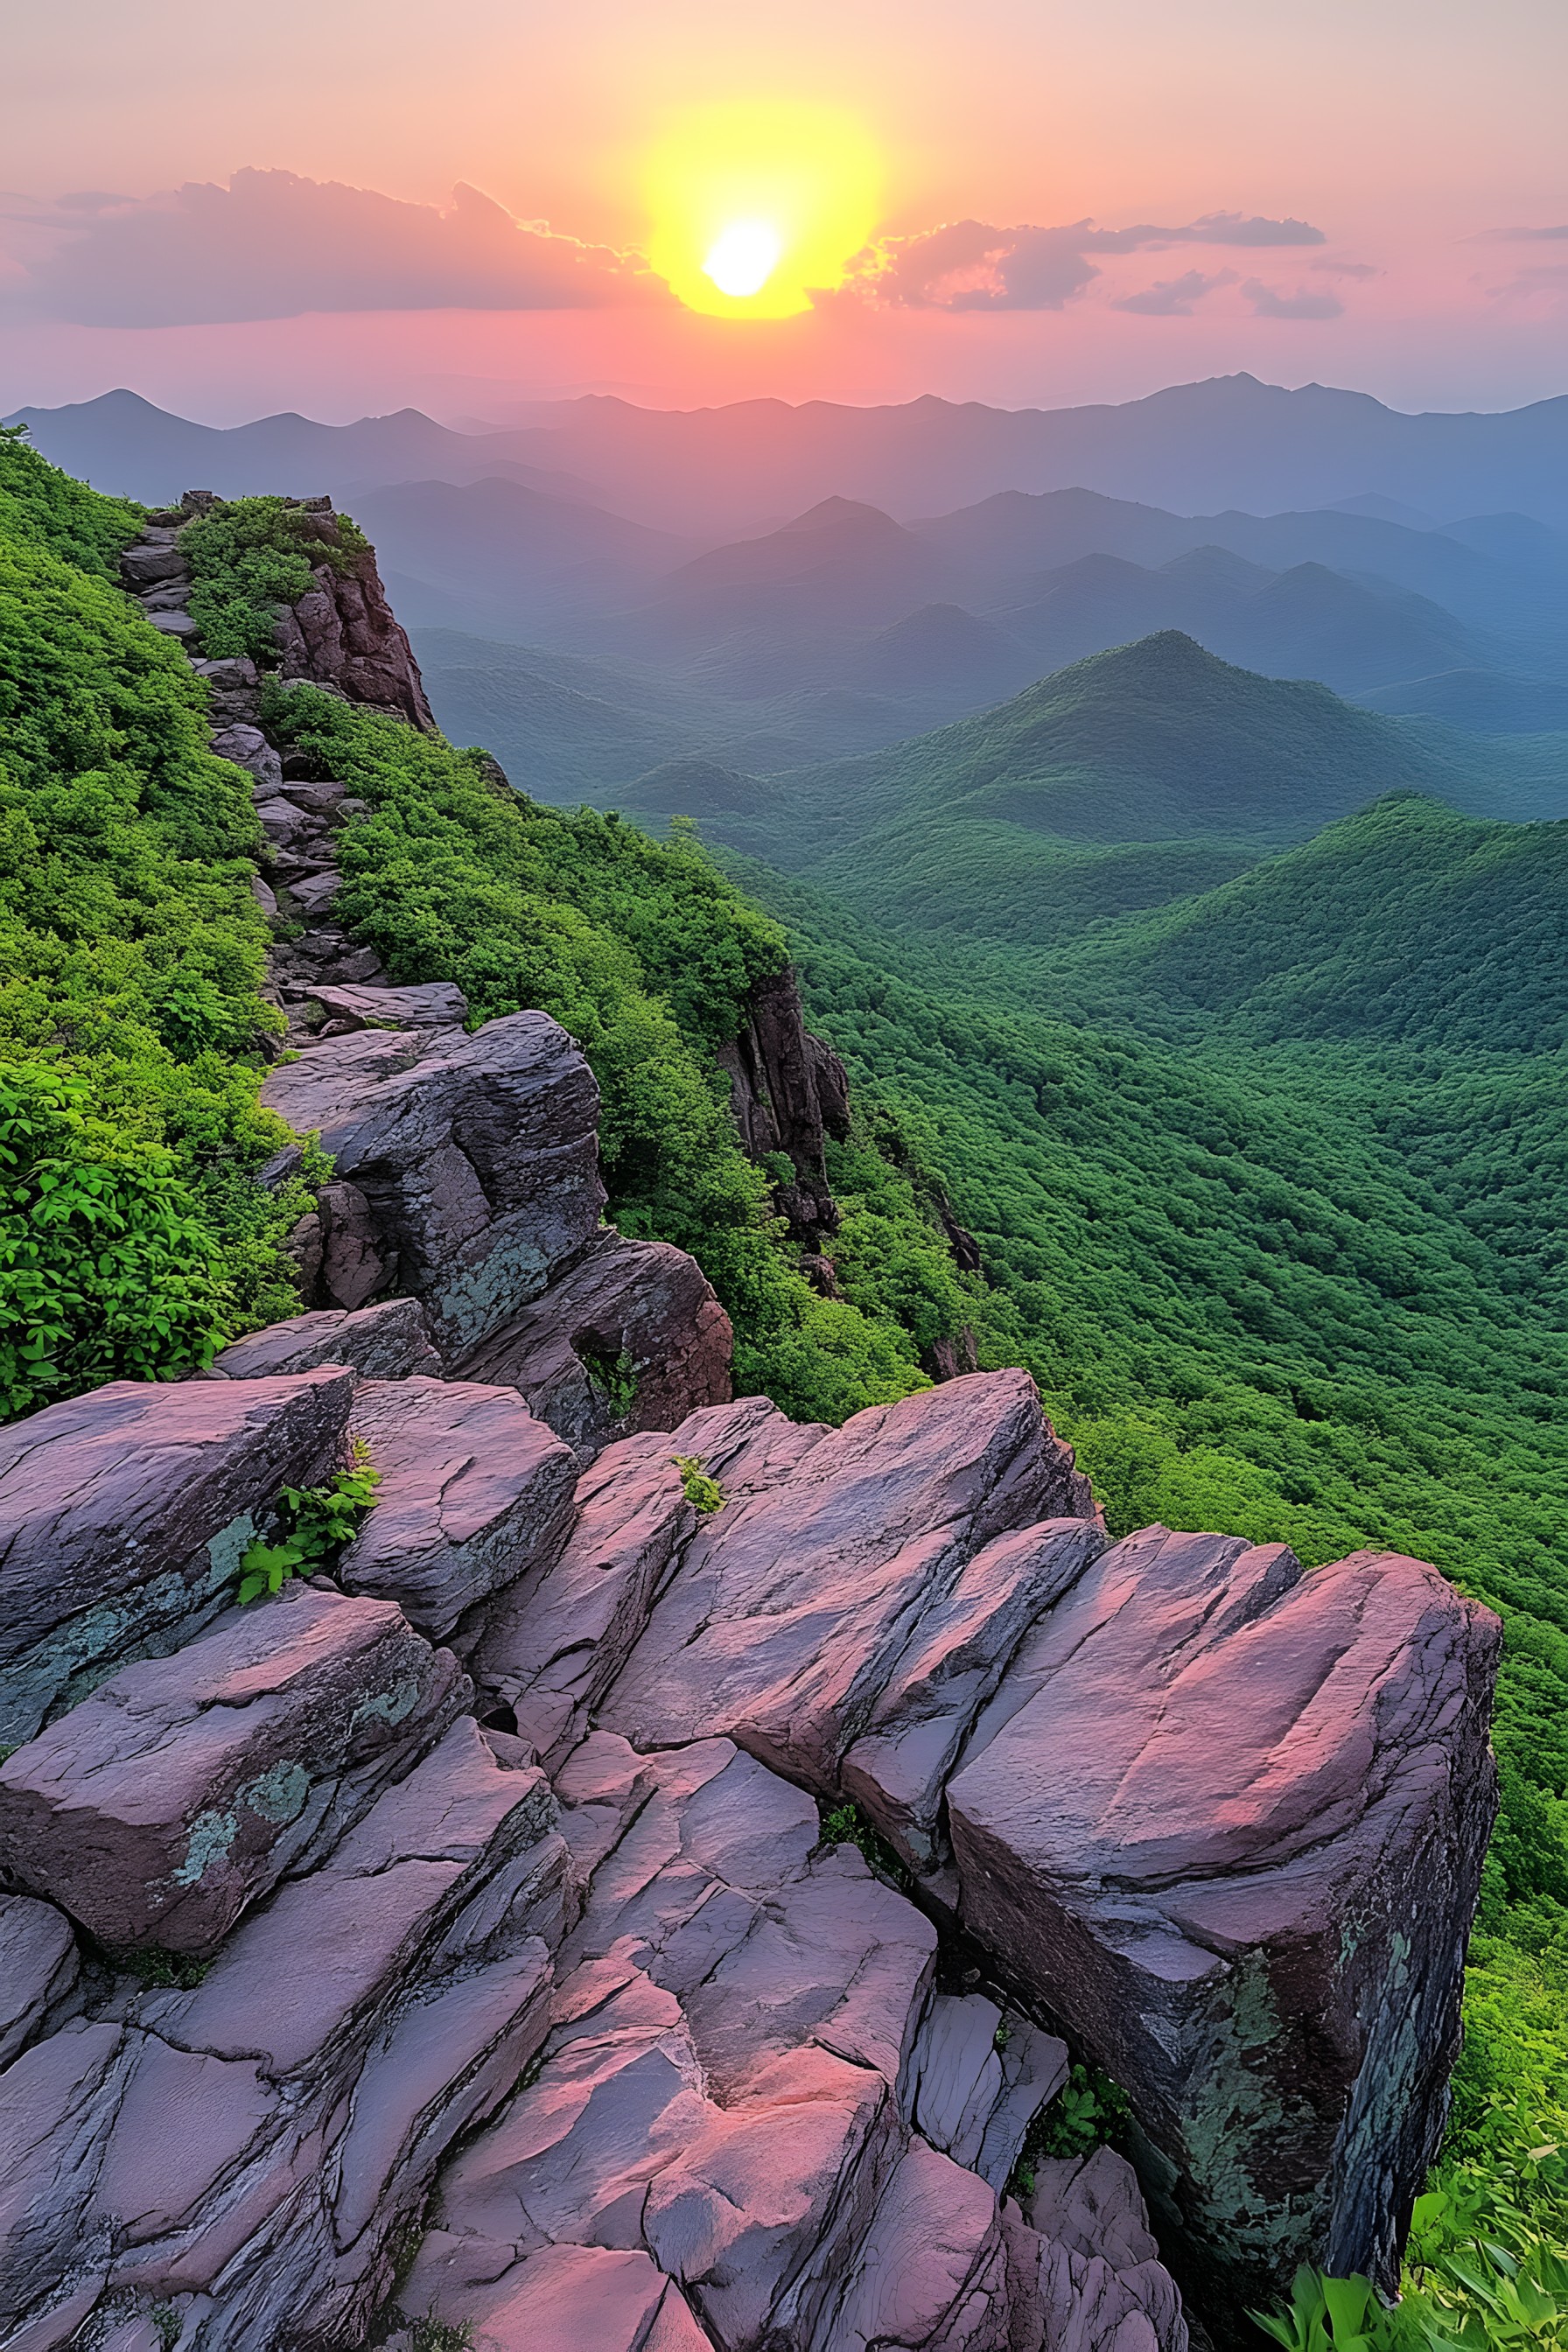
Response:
16,378,1568,753
17,374,1568,529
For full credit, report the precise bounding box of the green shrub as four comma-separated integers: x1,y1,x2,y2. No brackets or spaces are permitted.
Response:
237,1442,381,1603
674,1453,723,1513
180,496,368,662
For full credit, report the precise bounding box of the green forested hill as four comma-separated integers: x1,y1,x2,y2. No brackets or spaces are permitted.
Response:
628,631,1552,947
1033,793,1568,1050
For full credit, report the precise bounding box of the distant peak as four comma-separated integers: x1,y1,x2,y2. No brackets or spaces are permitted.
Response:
782,495,901,534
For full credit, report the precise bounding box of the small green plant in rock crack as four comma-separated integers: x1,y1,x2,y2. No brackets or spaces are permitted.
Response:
816,1797,914,1891
150,2305,181,2352
1009,2062,1134,2198
109,1944,210,1991
674,1453,724,1514
237,1438,380,1603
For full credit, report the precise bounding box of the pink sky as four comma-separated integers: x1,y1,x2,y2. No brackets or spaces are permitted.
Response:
4,0,1566,420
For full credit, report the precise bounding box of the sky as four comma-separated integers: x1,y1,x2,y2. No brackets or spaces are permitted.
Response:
3,0,1566,423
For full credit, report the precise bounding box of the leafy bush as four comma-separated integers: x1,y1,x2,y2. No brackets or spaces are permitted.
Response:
674,1453,724,1513
180,496,368,662
237,1443,381,1603
0,450,311,1415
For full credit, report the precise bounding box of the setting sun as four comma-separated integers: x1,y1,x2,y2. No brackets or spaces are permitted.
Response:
644,102,879,317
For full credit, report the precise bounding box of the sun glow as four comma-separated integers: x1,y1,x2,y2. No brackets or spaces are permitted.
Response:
645,102,879,317
704,220,783,299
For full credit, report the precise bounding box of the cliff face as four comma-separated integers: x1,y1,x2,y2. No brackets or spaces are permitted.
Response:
3,502,1494,2352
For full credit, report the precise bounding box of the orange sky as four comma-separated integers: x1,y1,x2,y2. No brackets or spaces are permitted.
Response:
4,0,1566,416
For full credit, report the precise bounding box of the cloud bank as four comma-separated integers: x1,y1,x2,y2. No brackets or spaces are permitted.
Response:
836,212,1326,311
0,170,668,325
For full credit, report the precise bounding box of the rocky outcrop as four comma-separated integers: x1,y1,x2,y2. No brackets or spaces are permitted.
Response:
0,1345,1497,2352
718,966,850,1242
256,1004,733,1450
270,502,434,728
0,1369,354,1747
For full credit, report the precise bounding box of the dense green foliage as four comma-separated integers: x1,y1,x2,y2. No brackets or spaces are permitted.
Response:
1033,794,1568,1052
260,678,970,1422
0,434,308,1413
237,1442,381,1604
623,633,1543,952
181,495,368,662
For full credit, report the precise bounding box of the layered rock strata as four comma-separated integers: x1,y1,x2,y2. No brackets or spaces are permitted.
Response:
0,1345,1496,2352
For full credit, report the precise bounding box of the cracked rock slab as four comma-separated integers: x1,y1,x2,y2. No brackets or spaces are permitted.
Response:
0,1587,468,1954
0,1370,355,1747
341,1378,578,1642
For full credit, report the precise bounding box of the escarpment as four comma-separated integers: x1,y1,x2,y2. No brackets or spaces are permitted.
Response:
0,494,1501,2352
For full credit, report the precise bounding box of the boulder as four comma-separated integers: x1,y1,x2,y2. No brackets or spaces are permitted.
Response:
1005,2148,1191,2352
210,1298,440,1382
208,725,283,794
0,1370,354,1747
598,1371,1096,1792
119,544,188,587
0,1588,467,1954
0,1720,570,2352
945,1529,1502,2320
823,2137,1011,2352
260,1012,605,1358
291,980,470,1032
906,1993,1068,2194
452,1228,733,1455
272,528,435,728
340,1378,578,1640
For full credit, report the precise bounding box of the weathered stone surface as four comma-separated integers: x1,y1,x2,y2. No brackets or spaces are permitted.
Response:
340,1377,578,1640
208,725,283,794
0,1589,467,1954
211,1298,440,1383
1012,2147,1190,2352
0,1894,80,2068
261,1012,605,1357
716,964,850,1240
271,522,435,727
292,980,470,1032
120,544,187,587
0,1720,569,2352
453,1228,732,1455
824,2137,1011,2352
907,1993,1068,2194
841,1516,1105,1872
0,1370,354,1746
946,1529,1502,2320
599,1371,1096,1793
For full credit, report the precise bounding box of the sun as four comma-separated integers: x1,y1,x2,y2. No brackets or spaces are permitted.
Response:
644,102,879,318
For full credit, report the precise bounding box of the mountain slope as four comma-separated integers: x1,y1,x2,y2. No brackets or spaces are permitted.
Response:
1036,794,1568,1049
640,632,1537,947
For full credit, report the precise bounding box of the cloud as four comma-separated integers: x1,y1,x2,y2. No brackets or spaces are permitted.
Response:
1475,223,1568,242
1242,278,1344,319
0,170,669,325
839,210,1326,311
1310,258,1380,279
1113,268,1237,316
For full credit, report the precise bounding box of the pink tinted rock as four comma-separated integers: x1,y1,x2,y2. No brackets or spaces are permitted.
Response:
0,1588,466,1953
948,1529,1501,2320
600,1371,1095,1791
473,1434,693,1761
296,980,469,1031
826,2137,1010,2352
421,2242,692,2352
841,1516,1105,1869
211,1298,440,1382
0,1895,80,2068
908,1994,1068,2192
273,532,435,727
452,1229,732,1457
340,1378,578,1640
0,1368,354,1746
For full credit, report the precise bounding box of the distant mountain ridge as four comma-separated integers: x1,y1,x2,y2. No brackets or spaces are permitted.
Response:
12,374,1568,530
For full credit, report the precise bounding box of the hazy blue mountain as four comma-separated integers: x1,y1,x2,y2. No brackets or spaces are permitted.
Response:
16,374,1568,535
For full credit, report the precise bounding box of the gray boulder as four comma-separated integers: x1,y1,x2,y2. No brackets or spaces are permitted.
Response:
261,1012,605,1356
340,1378,578,1640
210,1298,441,1383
